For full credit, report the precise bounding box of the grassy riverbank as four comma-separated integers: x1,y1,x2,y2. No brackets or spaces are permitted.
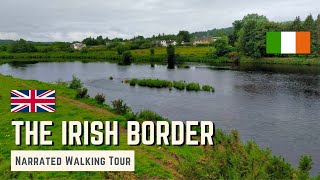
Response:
1,46,320,65
0,74,318,179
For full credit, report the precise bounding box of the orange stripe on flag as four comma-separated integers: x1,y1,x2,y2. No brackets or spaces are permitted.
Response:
296,32,310,54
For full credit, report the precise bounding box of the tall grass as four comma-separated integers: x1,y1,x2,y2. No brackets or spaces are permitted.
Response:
125,78,214,92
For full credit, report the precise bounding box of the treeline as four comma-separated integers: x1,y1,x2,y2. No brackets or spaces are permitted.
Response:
229,13,320,58
0,39,74,53
1,13,320,60
82,31,193,50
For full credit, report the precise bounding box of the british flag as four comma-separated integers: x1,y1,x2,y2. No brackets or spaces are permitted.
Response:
10,90,55,113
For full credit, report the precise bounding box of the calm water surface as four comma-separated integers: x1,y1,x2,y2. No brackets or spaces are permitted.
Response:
0,61,319,175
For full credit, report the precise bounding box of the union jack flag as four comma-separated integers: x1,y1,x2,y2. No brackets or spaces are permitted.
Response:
11,90,55,113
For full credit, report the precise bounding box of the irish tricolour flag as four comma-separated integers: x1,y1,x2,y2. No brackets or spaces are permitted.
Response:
267,32,310,54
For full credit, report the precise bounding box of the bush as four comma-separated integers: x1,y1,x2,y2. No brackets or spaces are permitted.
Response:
120,50,132,65
111,99,131,115
138,110,165,121
186,82,201,91
128,78,138,86
173,81,186,90
95,93,106,104
69,75,83,89
202,85,215,92
228,51,240,64
75,88,89,99
136,79,171,88
298,155,313,173
150,48,155,55
9,39,37,53
109,76,113,80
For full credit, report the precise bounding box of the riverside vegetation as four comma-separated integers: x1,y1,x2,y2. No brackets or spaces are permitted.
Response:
123,78,215,92
1,13,320,65
0,74,319,179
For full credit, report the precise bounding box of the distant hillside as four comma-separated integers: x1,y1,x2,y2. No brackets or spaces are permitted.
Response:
191,27,233,37
0,40,15,45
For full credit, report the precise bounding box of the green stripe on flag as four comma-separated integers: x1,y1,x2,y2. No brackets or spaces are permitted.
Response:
267,32,281,54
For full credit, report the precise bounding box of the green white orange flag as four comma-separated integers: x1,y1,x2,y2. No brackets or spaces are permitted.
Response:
266,32,310,54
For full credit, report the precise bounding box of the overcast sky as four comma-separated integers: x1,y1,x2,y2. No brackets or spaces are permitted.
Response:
0,0,319,42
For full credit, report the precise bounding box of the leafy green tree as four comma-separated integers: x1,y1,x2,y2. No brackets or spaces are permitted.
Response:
316,14,320,54
9,39,37,53
237,14,270,58
177,30,191,44
229,20,243,46
120,50,132,65
298,154,313,179
303,14,317,54
213,36,232,57
116,44,129,55
167,45,175,69
0,45,7,52
82,37,98,46
290,16,302,31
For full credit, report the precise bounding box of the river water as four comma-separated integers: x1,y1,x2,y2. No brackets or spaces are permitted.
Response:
0,61,319,175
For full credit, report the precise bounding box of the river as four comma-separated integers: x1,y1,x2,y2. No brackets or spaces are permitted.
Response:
0,61,319,175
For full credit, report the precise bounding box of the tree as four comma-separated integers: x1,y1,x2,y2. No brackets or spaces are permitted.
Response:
237,14,269,58
316,14,320,54
116,44,129,55
213,36,232,57
303,14,316,54
290,16,302,31
167,45,175,69
229,20,243,46
177,31,191,44
120,50,132,65
9,39,37,53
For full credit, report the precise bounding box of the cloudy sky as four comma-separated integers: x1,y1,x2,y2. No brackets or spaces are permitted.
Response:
0,0,319,42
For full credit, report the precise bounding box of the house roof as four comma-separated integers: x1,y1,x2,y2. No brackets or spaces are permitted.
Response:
193,36,212,42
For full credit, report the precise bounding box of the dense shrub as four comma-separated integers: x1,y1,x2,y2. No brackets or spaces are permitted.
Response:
125,78,215,92
138,110,166,121
228,51,240,64
202,85,215,92
109,76,113,80
136,79,172,88
95,93,106,104
111,99,131,114
75,88,89,98
173,81,186,90
179,129,305,179
119,50,132,65
9,39,37,53
186,82,201,91
69,75,83,89
128,78,138,86
298,155,313,174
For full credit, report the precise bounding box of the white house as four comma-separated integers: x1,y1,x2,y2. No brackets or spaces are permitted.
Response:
72,43,86,50
160,40,177,47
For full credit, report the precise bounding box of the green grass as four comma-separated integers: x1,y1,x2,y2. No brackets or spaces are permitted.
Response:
0,74,318,179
